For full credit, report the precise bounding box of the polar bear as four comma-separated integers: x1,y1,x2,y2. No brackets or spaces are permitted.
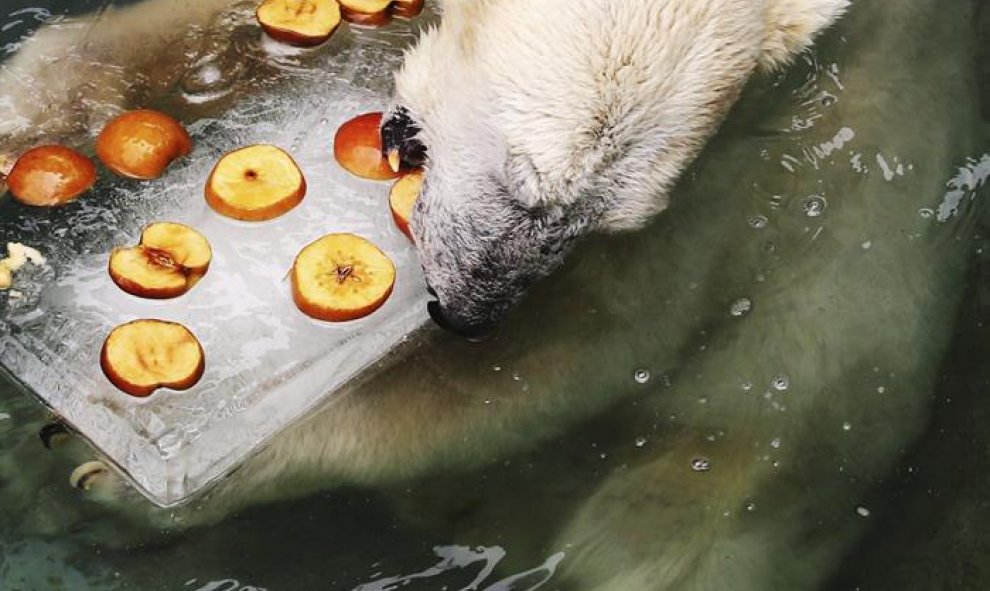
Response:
1,0,986,589
382,0,850,336
0,0,849,336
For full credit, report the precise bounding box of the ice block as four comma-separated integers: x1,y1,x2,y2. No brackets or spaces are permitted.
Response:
0,13,431,506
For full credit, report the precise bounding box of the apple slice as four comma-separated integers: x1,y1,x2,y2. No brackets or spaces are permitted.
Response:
109,222,212,299
392,0,425,19
334,112,403,181
6,146,96,206
101,319,205,397
339,0,424,25
96,110,192,180
338,0,392,26
257,0,341,46
0,153,15,178
388,170,422,241
291,233,396,321
205,144,306,221
140,222,213,274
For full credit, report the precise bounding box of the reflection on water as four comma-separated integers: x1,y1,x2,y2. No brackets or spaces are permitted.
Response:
936,154,990,222
181,545,564,591
0,0,988,589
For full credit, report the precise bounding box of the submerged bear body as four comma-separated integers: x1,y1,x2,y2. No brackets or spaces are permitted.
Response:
0,0,986,588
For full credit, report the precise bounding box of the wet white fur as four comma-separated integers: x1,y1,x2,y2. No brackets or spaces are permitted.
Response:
14,2,975,591
395,0,849,231
0,0,853,538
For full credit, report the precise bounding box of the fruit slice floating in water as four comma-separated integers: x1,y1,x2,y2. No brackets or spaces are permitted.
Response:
291,233,396,321
333,112,404,181
6,145,97,206
388,170,422,241
205,144,306,221
339,0,424,26
256,0,341,46
339,0,392,26
101,319,205,397
96,109,193,180
392,0,425,19
109,222,212,299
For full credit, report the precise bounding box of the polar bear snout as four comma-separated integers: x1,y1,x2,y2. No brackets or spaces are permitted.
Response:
413,171,592,337
414,192,540,338
427,300,493,340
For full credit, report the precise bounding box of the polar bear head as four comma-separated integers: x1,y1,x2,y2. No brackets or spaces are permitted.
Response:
383,0,848,337
382,103,602,338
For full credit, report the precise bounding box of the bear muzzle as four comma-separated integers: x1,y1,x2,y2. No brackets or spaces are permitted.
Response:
427,300,494,342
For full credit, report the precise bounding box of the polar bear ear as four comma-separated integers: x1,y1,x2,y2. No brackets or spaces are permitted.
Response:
505,152,536,200
504,151,552,211
761,0,849,70
504,150,607,228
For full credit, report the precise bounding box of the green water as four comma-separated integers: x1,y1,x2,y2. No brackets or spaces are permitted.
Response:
1,0,988,589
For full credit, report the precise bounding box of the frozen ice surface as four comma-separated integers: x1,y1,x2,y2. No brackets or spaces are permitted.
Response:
0,15,432,506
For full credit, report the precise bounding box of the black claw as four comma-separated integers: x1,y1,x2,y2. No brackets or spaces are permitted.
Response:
71,461,109,491
381,106,428,170
76,469,104,490
39,421,71,450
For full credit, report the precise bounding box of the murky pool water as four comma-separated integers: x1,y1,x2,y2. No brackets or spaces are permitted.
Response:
1,0,988,589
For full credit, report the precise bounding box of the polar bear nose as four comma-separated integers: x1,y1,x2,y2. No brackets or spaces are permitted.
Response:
427,300,491,342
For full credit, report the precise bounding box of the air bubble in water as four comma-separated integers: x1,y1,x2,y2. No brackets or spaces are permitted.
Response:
691,457,712,472
770,438,781,449
919,208,934,219
803,195,827,217
634,369,650,384
635,437,648,448
842,422,852,431
771,375,790,391
856,506,870,517
748,215,768,230
740,381,754,392
730,297,753,317
745,501,757,512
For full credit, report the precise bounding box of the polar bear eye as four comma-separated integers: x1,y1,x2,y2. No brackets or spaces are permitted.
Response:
381,106,428,172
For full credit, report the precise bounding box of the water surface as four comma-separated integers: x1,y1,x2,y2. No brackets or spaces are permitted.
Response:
1,0,988,589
